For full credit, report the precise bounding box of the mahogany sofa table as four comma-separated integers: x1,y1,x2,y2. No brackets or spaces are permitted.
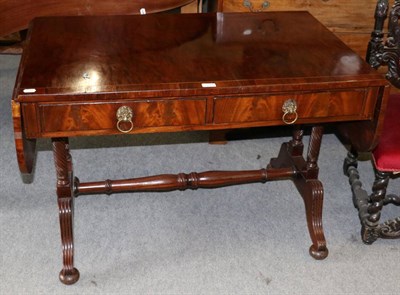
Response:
12,12,389,284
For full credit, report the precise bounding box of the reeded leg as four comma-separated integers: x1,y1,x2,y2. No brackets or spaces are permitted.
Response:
53,138,80,285
269,126,328,259
298,179,328,259
301,126,327,258
305,126,323,178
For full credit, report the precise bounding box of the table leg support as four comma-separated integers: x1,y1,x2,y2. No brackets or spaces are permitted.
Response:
52,138,80,285
50,125,328,285
295,178,328,259
269,126,328,259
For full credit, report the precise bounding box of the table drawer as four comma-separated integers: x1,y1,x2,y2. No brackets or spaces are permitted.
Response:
213,90,369,124
39,98,206,134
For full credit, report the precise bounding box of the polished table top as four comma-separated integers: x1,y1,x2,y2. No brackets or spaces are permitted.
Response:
15,12,384,101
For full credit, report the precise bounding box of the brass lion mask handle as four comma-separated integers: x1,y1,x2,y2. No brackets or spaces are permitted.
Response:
116,106,134,133
282,99,298,125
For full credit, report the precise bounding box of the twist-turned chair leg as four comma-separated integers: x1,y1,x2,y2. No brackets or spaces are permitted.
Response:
368,171,400,240
362,170,390,244
343,150,367,211
344,150,400,243
344,150,378,243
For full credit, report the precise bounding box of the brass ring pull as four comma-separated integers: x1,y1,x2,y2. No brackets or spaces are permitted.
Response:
282,99,298,125
116,106,134,133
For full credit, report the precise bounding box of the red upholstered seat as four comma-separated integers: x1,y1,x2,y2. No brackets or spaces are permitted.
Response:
372,93,400,172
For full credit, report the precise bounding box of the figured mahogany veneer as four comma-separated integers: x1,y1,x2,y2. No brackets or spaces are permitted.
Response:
21,89,377,137
12,12,389,284
213,90,374,124
37,98,207,135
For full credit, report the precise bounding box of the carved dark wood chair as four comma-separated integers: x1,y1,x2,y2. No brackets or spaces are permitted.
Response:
344,0,400,243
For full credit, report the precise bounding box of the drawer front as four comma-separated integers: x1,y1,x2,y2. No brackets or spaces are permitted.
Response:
213,90,368,124
39,98,206,134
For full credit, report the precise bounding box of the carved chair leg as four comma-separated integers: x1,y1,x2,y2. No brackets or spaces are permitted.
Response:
344,149,400,242
52,138,80,285
361,170,391,243
343,149,358,177
380,193,400,239
344,149,379,243
343,149,365,210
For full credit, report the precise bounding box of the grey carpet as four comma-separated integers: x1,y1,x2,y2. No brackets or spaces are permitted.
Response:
1,54,399,294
